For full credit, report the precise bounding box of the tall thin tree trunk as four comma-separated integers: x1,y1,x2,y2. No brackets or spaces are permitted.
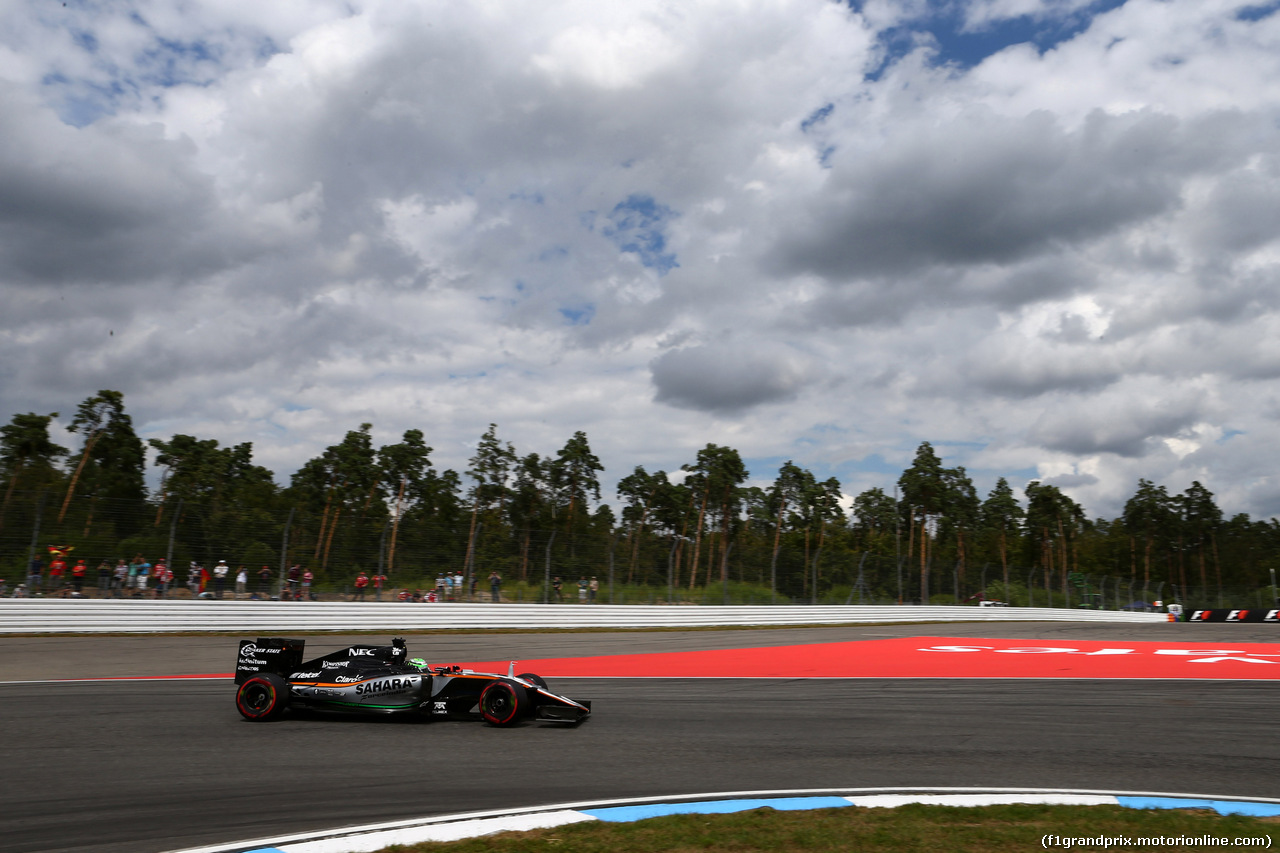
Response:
322,506,341,571
387,476,406,575
688,487,708,589
919,518,928,602
83,494,97,538
0,464,23,532
58,432,101,523
999,528,1009,593
1211,532,1222,603
463,501,480,574
770,498,787,600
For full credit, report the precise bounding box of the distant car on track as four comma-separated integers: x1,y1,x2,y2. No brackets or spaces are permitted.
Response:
234,637,591,727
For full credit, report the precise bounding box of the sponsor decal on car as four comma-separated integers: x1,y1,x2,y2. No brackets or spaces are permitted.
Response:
433,701,448,714
291,671,321,680
349,648,377,657
240,643,283,657
238,657,267,666
322,660,346,669
334,675,364,683
355,676,418,695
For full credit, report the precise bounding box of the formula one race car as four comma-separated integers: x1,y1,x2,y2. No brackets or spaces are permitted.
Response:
233,637,591,726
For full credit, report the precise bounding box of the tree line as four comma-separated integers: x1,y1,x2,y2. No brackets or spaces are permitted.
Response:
2,390,1278,605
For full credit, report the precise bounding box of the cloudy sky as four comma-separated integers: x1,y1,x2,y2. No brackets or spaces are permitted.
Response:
3,0,1280,520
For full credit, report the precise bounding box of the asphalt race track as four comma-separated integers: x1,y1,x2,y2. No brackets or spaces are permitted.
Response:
2,623,1278,853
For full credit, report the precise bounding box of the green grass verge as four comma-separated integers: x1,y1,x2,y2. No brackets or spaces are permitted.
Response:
376,804,1277,852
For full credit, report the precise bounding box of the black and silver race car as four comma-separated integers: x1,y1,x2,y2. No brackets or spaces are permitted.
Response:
233,637,591,726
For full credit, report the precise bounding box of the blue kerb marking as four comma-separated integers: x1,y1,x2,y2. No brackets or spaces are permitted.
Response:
239,848,287,852
583,796,853,822
1117,797,1280,817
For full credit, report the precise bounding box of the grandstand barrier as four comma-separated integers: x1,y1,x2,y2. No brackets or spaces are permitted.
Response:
0,599,1168,633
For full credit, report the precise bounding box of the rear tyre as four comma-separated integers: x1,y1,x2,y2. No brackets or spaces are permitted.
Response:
236,673,290,721
516,672,547,689
479,679,527,726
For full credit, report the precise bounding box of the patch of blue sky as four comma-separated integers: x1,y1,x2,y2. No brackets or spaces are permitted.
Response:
1218,429,1245,443
799,104,839,167
559,304,596,326
509,190,546,205
740,455,790,483
1237,1,1280,21
53,79,137,127
71,29,99,53
931,437,987,451
538,246,570,263
602,194,679,275
280,403,311,413
856,0,1130,78
800,102,833,134
1002,466,1041,487
42,13,272,126
141,37,222,88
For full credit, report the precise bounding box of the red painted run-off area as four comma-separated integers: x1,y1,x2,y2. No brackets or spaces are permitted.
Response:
457,637,1280,680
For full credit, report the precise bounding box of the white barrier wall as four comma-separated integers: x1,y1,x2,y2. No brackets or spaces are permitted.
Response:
0,599,1167,633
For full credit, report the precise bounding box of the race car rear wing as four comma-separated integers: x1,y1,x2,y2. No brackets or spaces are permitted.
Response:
235,637,305,684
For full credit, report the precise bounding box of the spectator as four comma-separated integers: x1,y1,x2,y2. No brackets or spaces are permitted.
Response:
48,555,66,591
286,565,301,600
257,565,272,595
113,560,128,598
353,571,370,601
126,558,139,593
135,561,150,597
187,562,203,597
489,571,502,603
551,576,563,602
589,576,599,603
155,561,172,598
235,566,248,599
14,583,28,598
577,577,588,602
96,561,111,597
27,558,42,595
302,569,314,600
71,559,87,594
0,578,7,597
213,560,230,599
453,572,464,601
372,572,387,601
435,574,446,600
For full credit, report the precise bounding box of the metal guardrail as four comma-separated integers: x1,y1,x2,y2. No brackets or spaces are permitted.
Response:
0,600,1168,633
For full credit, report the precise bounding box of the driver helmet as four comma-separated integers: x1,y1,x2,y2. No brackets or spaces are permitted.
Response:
408,658,430,670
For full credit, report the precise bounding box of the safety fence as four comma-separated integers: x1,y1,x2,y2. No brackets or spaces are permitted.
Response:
0,599,1167,633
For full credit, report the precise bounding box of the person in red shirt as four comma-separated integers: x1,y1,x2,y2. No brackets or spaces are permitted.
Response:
372,572,387,601
353,571,370,601
48,557,66,592
302,569,314,601
154,562,171,598
71,559,87,594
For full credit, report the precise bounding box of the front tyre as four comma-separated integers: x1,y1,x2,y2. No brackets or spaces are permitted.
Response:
516,672,548,689
479,679,527,726
236,673,290,721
